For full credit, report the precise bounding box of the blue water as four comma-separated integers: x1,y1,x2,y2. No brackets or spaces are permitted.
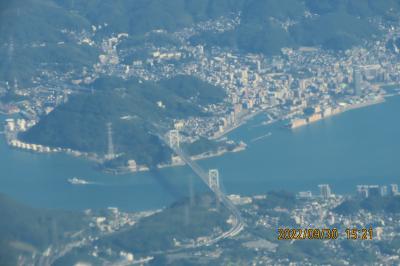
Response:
1,96,400,211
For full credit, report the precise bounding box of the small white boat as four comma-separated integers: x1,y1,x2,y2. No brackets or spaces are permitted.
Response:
67,177,89,185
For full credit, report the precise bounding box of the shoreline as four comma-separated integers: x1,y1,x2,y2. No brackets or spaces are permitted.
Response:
290,96,386,130
2,92,399,175
104,142,247,175
211,107,268,140
342,96,386,112
3,126,248,176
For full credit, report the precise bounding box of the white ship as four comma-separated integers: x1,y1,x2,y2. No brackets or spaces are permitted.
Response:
67,177,89,185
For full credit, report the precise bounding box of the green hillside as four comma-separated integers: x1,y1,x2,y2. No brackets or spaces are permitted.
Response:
334,195,400,215
290,11,378,50
160,75,226,105
0,0,96,84
191,0,397,54
53,0,245,35
20,76,226,167
0,0,245,85
0,193,85,266
96,194,229,254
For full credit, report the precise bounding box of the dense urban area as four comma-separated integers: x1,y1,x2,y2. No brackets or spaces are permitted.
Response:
2,11,400,171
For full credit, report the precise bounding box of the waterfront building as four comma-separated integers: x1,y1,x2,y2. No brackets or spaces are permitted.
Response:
357,185,387,198
318,184,332,199
290,118,307,129
297,191,312,199
323,107,333,117
357,185,369,198
127,160,137,172
307,113,322,123
390,184,399,196
380,185,388,197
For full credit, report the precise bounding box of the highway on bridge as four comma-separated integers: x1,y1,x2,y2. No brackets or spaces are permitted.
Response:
157,132,245,245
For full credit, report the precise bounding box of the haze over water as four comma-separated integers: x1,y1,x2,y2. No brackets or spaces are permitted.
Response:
1,96,400,211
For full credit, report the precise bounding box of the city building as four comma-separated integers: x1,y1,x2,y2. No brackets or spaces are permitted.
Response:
297,191,312,199
380,185,388,197
318,184,332,199
357,185,369,198
390,184,399,196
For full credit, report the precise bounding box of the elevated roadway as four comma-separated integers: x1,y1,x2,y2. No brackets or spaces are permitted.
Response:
157,132,245,244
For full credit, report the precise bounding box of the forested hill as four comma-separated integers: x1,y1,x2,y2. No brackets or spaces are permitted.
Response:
0,0,243,84
191,0,400,54
0,193,85,266
0,0,244,42
20,76,226,167
52,0,246,35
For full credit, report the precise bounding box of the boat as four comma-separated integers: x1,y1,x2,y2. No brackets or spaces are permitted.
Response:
67,177,89,185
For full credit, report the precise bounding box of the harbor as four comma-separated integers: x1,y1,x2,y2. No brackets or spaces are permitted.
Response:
1,95,400,211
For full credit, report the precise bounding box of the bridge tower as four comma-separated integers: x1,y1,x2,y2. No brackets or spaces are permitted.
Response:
208,169,220,190
353,66,362,96
105,122,115,160
209,169,221,210
168,130,180,148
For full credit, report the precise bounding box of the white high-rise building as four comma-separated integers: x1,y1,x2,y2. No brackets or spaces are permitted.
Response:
390,184,399,196
318,184,332,199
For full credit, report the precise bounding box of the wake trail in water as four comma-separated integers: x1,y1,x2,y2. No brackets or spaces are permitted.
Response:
250,132,272,143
